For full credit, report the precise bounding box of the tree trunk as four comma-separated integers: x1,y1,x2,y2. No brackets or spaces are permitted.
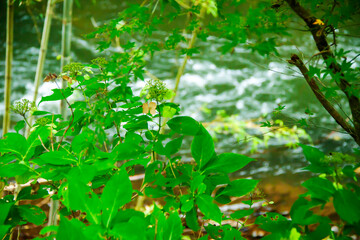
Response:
285,0,360,145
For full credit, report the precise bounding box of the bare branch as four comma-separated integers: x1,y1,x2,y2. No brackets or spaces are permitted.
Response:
287,54,359,145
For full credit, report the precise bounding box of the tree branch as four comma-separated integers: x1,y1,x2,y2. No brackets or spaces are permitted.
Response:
285,0,360,144
287,54,359,145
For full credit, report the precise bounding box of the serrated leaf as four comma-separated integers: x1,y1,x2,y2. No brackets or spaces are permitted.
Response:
101,169,133,228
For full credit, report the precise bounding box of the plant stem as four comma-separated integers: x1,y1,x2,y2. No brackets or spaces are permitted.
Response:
3,0,14,137
54,81,74,150
170,6,206,103
22,116,31,128
60,0,74,120
27,0,56,137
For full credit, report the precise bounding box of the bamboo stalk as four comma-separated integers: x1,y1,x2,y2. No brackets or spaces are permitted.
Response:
3,0,14,137
159,6,206,134
26,0,56,136
46,1,74,232
60,0,73,119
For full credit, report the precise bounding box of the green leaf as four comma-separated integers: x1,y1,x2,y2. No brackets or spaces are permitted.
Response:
290,197,329,225
333,188,360,224
17,185,49,200
125,132,143,145
57,216,87,240
39,225,59,235
196,194,222,224
154,140,167,155
71,132,94,155
123,115,150,131
302,177,335,201
111,216,146,240
0,163,29,177
191,126,215,169
0,225,11,239
289,228,301,240
38,151,78,166
300,144,331,174
67,176,101,225
204,153,255,173
18,205,46,225
0,202,14,224
144,161,163,183
306,222,331,240
223,228,244,240
14,120,25,133
162,105,177,118
111,142,144,160
0,133,28,159
32,110,51,116
144,186,169,198
299,144,325,165
164,212,183,240
180,194,194,212
39,88,73,105
25,126,51,161
186,207,200,231
101,169,133,228
219,179,259,197
167,116,201,135
165,137,183,157
230,208,254,219
214,187,231,204
255,212,292,233
251,38,278,56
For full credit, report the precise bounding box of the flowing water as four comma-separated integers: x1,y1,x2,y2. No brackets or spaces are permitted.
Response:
0,0,359,184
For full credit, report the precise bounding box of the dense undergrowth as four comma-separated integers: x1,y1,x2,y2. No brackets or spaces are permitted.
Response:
1,0,360,239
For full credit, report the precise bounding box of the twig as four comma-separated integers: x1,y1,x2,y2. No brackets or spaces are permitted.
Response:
54,80,74,150
38,135,50,152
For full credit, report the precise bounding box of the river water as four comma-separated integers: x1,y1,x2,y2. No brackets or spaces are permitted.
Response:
0,0,359,183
